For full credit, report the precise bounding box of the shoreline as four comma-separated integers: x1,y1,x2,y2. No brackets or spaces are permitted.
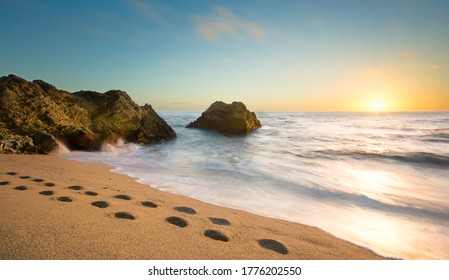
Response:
0,153,385,260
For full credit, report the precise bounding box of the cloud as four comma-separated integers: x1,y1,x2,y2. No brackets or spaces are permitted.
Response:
400,51,413,59
362,66,398,79
195,7,265,41
127,0,164,24
163,60,178,66
284,67,315,82
86,25,117,38
309,18,324,28
427,63,441,71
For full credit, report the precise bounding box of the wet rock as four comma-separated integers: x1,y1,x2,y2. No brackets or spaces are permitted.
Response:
186,101,261,134
0,134,38,154
0,74,176,154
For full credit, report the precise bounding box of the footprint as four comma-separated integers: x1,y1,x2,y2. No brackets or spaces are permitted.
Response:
32,178,44,182
257,239,289,255
0,181,10,186
44,183,55,187
209,218,231,226
14,186,28,191
113,194,131,200
57,196,72,202
204,229,229,242
85,191,97,196
141,201,158,208
19,176,31,179
166,216,188,228
174,206,197,215
114,212,135,220
39,190,54,196
67,185,83,190
91,201,109,208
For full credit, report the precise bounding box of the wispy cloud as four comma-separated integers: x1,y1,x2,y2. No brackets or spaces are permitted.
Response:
309,18,324,28
163,60,178,67
195,7,265,41
284,66,315,82
86,25,117,38
427,63,441,71
400,50,413,59
362,66,398,79
127,0,165,24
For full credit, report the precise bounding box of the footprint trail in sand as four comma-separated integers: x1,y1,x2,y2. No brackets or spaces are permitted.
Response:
1,171,290,256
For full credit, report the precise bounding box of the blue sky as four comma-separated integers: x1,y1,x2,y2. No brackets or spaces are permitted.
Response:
1,0,448,111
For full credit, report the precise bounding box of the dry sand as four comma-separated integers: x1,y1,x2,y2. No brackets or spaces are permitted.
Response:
0,154,384,260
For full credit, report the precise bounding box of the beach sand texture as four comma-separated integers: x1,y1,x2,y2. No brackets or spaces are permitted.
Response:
0,154,384,260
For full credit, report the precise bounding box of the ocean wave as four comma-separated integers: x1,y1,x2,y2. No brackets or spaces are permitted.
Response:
419,128,449,143
312,150,449,168
291,182,449,223
423,139,449,144
431,128,449,135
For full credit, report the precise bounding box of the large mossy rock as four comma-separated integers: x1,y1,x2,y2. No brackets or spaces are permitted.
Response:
0,74,176,154
186,101,261,134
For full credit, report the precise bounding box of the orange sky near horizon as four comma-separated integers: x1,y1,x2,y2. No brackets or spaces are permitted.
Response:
251,59,449,112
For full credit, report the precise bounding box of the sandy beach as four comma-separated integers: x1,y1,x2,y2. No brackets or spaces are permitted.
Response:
0,153,384,260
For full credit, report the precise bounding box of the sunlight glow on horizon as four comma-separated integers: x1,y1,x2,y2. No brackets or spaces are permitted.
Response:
372,101,384,112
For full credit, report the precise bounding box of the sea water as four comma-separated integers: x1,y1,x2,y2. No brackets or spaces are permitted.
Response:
64,112,449,259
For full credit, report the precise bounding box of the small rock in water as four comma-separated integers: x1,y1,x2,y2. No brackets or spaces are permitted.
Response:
186,101,261,134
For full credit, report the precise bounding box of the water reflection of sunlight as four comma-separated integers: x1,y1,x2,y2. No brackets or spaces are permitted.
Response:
338,165,408,207
357,170,393,192
333,206,447,259
344,167,393,194
347,209,407,255
367,145,387,154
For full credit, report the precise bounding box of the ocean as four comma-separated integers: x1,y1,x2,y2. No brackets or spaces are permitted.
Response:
63,111,449,259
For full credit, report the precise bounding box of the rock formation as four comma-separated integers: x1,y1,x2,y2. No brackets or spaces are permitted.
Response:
0,74,176,154
186,101,261,134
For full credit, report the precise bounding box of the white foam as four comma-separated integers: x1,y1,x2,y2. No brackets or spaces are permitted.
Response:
52,140,70,154
101,138,137,154
101,142,117,153
116,138,125,147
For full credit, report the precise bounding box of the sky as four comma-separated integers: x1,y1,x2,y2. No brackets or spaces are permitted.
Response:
1,0,449,111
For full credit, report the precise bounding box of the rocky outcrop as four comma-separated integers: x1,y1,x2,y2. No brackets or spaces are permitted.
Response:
186,101,261,134
0,74,176,154
0,134,37,154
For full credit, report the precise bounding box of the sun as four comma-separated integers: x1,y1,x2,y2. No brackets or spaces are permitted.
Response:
372,101,384,111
